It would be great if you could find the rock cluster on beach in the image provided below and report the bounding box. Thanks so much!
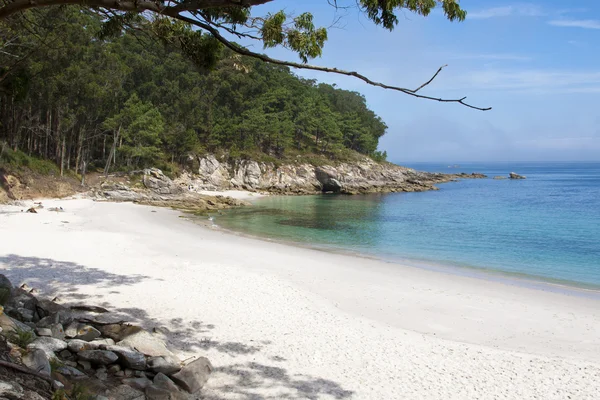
[189,154,487,195]
[0,274,212,400]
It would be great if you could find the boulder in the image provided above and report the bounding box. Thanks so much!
[67,338,99,353]
[77,350,119,365]
[0,380,25,399]
[143,168,182,195]
[509,172,526,179]
[35,328,52,337]
[147,355,181,375]
[106,384,145,400]
[0,312,34,334]
[49,323,65,340]
[106,345,147,370]
[27,337,67,359]
[56,365,85,377]
[117,330,175,358]
[0,274,12,306]
[170,357,212,394]
[74,325,101,342]
[315,168,343,193]
[146,373,189,400]
[493,176,507,180]
[123,377,153,391]
[23,349,51,376]
[99,323,144,342]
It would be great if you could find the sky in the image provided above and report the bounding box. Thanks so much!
[243,0,600,162]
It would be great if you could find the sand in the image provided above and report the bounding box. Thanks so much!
[0,198,599,399]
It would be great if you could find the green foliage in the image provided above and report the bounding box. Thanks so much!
[1,7,391,175]
[8,327,35,348]
[0,149,60,175]
[372,150,388,162]
[49,357,64,372]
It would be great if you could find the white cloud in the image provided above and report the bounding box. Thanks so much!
[548,19,600,29]
[468,4,545,19]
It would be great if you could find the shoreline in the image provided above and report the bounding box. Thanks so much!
[205,195,600,298]
[1,198,599,399]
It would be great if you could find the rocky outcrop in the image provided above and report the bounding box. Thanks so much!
[0,274,212,399]
[191,154,487,195]
[509,172,526,180]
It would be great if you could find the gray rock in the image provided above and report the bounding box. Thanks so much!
[106,384,145,400]
[145,384,189,400]
[15,307,34,322]
[35,299,73,325]
[35,328,52,337]
[115,370,126,377]
[59,349,73,359]
[147,356,181,375]
[509,172,526,179]
[315,168,343,193]
[0,380,24,398]
[27,337,67,359]
[99,323,143,342]
[49,323,65,340]
[108,364,121,374]
[92,338,116,348]
[22,349,51,376]
[77,350,119,365]
[123,377,153,391]
[0,312,34,334]
[106,345,146,370]
[57,365,85,377]
[170,357,213,394]
[68,338,99,353]
[117,330,175,358]
[64,322,78,338]
[154,373,181,392]
[95,369,108,381]
[63,360,78,367]
[493,176,507,180]
[74,325,102,342]
[77,360,92,370]
[0,274,12,306]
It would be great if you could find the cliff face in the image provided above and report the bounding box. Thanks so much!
[188,155,485,194]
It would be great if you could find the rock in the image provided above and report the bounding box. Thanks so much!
[143,168,182,195]
[64,322,79,338]
[99,323,144,342]
[77,360,92,370]
[154,373,181,392]
[170,357,212,394]
[0,380,25,398]
[23,349,51,376]
[13,307,34,322]
[56,365,85,377]
[147,356,181,375]
[509,172,526,179]
[68,338,99,352]
[0,312,34,333]
[59,349,73,359]
[117,330,175,358]
[35,299,73,325]
[95,368,108,381]
[49,323,65,340]
[123,377,153,391]
[35,328,52,337]
[63,360,78,367]
[493,176,507,180]
[106,345,147,370]
[106,384,145,400]
[0,275,12,305]
[115,370,125,377]
[75,325,102,342]
[315,168,343,193]
[77,350,119,365]
[108,364,121,374]
[27,337,67,359]
[91,338,116,348]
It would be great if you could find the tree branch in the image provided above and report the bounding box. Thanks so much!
[172,13,491,111]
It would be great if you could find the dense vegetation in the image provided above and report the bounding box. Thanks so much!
[0,7,389,176]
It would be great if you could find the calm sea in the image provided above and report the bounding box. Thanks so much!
[213,162,600,289]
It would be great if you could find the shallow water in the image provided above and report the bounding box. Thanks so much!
[214,162,600,289]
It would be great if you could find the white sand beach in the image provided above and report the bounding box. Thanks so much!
[0,199,599,399]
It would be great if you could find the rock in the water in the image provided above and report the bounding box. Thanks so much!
[493,176,507,180]
[117,330,175,358]
[74,325,101,342]
[77,349,119,365]
[147,356,181,375]
[27,337,67,359]
[123,377,153,391]
[68,338,99,353]
[170,357,212,394]
[23,349,51,376]
[509,172,526,179]
[0,274,12,306]
[106,345,147,370]
[35,328,52,337]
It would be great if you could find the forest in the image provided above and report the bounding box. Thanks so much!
[0,7,388,176]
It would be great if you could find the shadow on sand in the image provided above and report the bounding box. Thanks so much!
[0,254,353,400]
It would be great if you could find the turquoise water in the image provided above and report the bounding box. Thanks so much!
[214,162,600,289]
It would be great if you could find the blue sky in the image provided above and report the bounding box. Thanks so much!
[246,0,600,162]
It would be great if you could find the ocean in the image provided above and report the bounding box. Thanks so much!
[212,162,600,289]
